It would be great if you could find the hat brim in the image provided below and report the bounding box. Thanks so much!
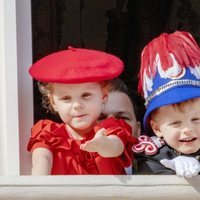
[143,85,200,131]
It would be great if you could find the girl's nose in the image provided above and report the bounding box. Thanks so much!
[73,101,83,110]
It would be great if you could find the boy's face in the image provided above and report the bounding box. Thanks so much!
[150,98,200,154]
[49,82,107,136]
[100,91,141,137]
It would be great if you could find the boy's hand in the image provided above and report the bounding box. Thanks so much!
[160,156,200,178]
[80,128,107,152]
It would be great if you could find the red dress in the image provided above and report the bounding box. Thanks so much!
[27,117,137,175]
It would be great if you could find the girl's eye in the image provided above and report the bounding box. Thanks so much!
[60,96,71,101]
[82,93,92,99]
[192,118,200,122]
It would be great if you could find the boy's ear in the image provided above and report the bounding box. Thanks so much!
[150,120,163,137]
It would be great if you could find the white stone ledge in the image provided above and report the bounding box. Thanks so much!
[0,175,199,200]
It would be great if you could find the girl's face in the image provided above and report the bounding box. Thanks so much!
[101,91,141,137]
[49,82,107,136]
[150,98,200,154]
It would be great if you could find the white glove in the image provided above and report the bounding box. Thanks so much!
[160,156,200,178]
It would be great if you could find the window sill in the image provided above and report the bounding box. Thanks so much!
[0,175,199,199]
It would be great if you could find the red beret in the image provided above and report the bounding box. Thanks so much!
[29,47,124,83]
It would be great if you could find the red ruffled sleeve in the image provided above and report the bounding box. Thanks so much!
[95,117,138,167]
[27,119,67,152]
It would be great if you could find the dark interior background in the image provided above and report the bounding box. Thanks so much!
[31,0,200,125]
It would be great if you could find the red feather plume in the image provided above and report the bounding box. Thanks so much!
[138,31,200,96]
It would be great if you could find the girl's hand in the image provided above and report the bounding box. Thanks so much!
[80,128,124,157]
[80,128,107,152]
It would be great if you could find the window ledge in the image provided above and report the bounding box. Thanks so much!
[0,175,199,199]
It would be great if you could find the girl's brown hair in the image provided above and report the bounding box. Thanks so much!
[37,82,57,114]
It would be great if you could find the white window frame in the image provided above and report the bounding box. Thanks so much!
[0,175,200,199]
[0,0,19,175]
[0,0,33,175]
[0,0,199,199]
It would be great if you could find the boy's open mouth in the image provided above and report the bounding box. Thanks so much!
[179,137,197,142]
